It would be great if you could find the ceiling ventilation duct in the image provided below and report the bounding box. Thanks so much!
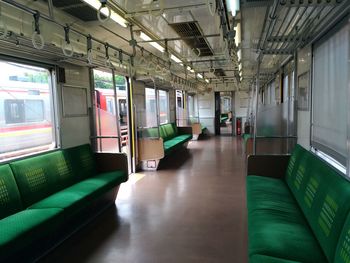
[44,0,105,21]
[169,21,214,57]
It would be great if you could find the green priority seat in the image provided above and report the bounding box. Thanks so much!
[0,208,63,261]
[247,176,327,263]
[29,171,127,216]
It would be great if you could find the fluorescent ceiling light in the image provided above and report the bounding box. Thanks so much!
[234,22,241,47]
[140,32,164,52]
[205,79,209,83]
[238,63,242,72]
[197,73,203,79]
[237,49,242,62]
[187,66,195,73]
[82,0,127,27]
[226,0,240,17]
[170,54,182,64]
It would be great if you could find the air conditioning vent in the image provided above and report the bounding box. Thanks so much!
[169,21,214,57]
[44,0,105,21]
[214,68,226,77]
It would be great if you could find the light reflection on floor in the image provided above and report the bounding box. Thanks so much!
[117,173,146,201]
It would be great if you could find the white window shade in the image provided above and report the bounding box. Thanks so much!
[311,24,349,165]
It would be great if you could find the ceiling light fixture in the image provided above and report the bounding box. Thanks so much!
[237,49,242,62]
[234,22,241,47]
[82,0,127,27]
[139,32,165,52]
[197,73,203,79]
[170,54,182,64]
[187,66,195,73]
[226,0,240,17]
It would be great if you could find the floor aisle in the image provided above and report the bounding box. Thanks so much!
[41,136,248,263]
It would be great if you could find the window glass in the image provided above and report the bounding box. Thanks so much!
[145,87,157,127]
[312,24,349,166]
[188,95,195,118]
[0,61,56,161]
[158,90,169,124]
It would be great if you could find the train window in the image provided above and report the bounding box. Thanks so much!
[115,75,126,91]
[145,87,157,127]
[311,23,349,169]
[24,100,44,122]
[0,60,57,162]
[188,95,195,118]
[158,90,169,124]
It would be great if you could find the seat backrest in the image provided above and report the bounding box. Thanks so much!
[159,125,168,141]
[145,127,159,138]
[10,151,74,207]
[285,145,350,262]
[63,144,97,182]
[0,165,23,219]
[161,123,177,141]
[334,212,350,263]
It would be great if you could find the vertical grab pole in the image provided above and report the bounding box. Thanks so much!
[111,69,122,153]
[253,60,261,155]
[154,79,161,137]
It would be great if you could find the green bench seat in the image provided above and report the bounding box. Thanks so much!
[144,123,192,156]
[220,113,229,123]
[0,208,63,259]
[0,144,128,261]
[247,144,350,263]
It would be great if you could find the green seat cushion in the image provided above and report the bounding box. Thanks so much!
[334,213,350,263]
[247,176,327,263]
[0,208,62,261]
[163,140,182,155]
[30,171,127,214]
[63,144,97,181]
[250,254,304,263]
[172,134,192,142]
[10,151,74,207]
[0,165,23,219]
[247,176,300,216]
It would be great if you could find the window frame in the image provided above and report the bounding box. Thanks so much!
[0,57,60,163]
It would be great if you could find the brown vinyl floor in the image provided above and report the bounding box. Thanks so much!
[40,136,248,263]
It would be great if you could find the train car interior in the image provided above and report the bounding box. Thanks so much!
[0,0,349,262]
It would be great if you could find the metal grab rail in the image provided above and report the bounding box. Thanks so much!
[255,136,297,139]
[91,136,120,139]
